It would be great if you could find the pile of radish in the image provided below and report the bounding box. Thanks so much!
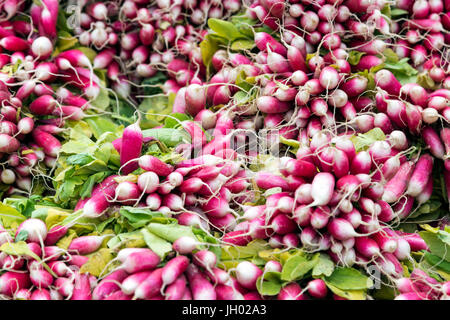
[0,0,448,300]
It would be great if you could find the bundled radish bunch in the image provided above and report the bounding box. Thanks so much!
[0,218,107,300]
[394,268,450,300]
[94,245,245,300]
[69,0,242,101]
[0,2,105,195]
[73,120,251,231]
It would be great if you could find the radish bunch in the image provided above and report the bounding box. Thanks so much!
[69,0,242,102]
[0,218,104,300]
[0,1,118,196]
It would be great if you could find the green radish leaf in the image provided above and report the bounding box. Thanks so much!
[142,128,191,147]
[281,253,319,281]
[372,283,396,300]
[424,252,450,273]
[141,72,167,96]
[231,39,255,51]
[107,230,146,249]
[256,271,283,296]
[66,154,95,166]
[164,113,193,129]
[325,282,367,300]
[141,228,173,259]
[312,254,335,277]
[90,87,110,110]
[3,195,43,219]
[382,48,399,63]
[347,51,366,66]
[56,229,78,250]
[221,239,269,261]
[419,231,450,262]
[15,230,28,242]
[55,31,78,53]
[85,117,121,140]
[208,18,243,41]
[79,172,111,199]
[437,230,450,246]
[119,207,167,229]
[416,72,437,90]
[147,223,196,243]
[350,128,386,152]
[324,267,373,290]
[390,8,409,17]
[380,4,391,18]
[0,202,27,229]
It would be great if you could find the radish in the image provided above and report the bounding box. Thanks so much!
[31,36,53,59]
[165,276,187,300]
[235,261,263,291]
[121,271,153,295]
[278,283,307,300]
[307,279,328,299]
[132,268,163,299]
[309,172,335,207]
[161,255,190,287]
[139,155,173,176]
[193,250,217,270]
[0,271,31,296]
[71,273,92,300]
[406,154,434,197]
[138,171,160,193]
[382,161,415,203]
[185,264,217,300]
[120,121,143,174]
[118,248,160,274]
[92,269,128,300]
[16,218,47,243]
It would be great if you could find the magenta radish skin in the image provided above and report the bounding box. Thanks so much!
[278,283,307,300]
[193,250,217,270]
[161,255,190,287]
[406,154,434,197]
[327,218,358,241]
[68,235,107,255]
[119,249,161,274]
[382,161,415,203]
[121,271,153,295]
[134,268,165,300]
[120,122,143,175]
[307,279,328,299]
[165,276,187,300]
[139,155,173,176]
[29,268,53,289]
[185,264,217,300]
[355,237,381,258]
[0,272,31,295]
[422,126,445,159]
[92,270,128,300]
[172,236,198,255]
[70,273,92,300]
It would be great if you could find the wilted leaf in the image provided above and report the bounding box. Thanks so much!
[80,248,114,277]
